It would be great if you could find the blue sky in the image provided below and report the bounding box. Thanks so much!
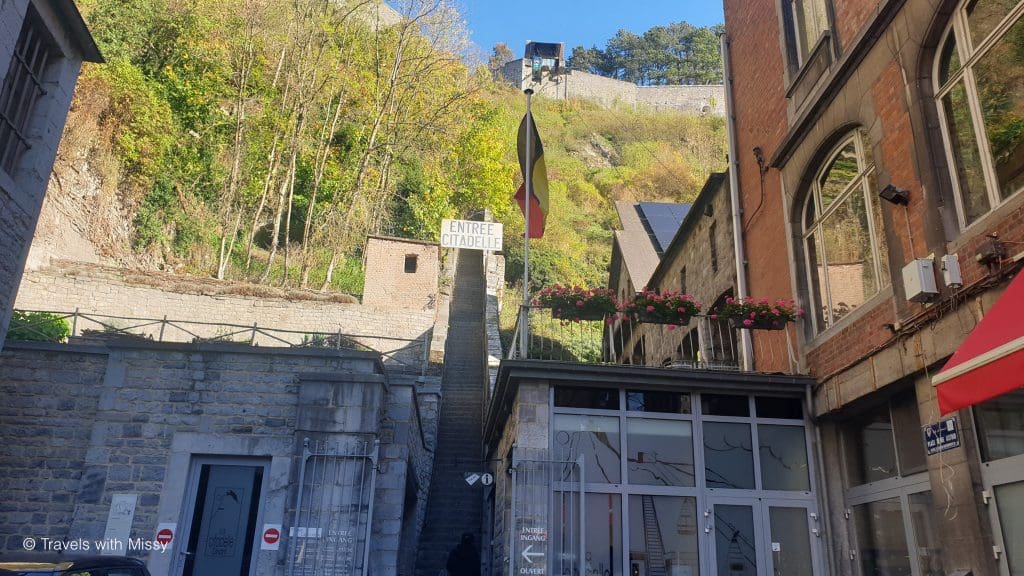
[460,1,725,60]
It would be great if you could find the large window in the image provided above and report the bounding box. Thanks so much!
[0,5,58,175]
[552,388,814,576]
[802,130,891,332]
[782,0,830,70]
[935,0,1024,228]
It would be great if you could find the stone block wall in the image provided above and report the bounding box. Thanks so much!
[13,263,435,371]
[362,236,440,312]
[500,59,725,115]
[0,0,87,351]
[486,379,550,576]
[0,340,435,576]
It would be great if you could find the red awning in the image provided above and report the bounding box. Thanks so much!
[933,272,1024,414]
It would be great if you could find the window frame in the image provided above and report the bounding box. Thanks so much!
[0,4,59,176]
[841,391,940,576]
[933,0,1024,230]
[801,131,890,334]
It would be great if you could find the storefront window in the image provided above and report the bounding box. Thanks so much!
[759,425,811,490]
[908,492,945,576]
[627,495,699,576]
[627,390,691,414]
[554,414,622,483]
[845,390,926,486]
[755,396,804,419]
[853,497,912,576]
[702,393,750,417]
[627,419,695,486]
[556,387,620,410]
[704,422,755,489]
[975,388,1024,461]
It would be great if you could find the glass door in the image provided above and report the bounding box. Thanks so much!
[704,497,822,576]
[705,498,763,576]
[763,501,820,576]
[982,454,1024,576]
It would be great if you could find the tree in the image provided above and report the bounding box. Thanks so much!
[487,42,515,79]
[567,21,723,85]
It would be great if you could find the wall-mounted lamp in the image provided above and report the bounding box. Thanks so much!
[703,204,714,217]
[879,184,910,205]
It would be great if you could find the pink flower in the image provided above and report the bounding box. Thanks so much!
[646,305,655,312]
[576,300,584,308]
[667,324,676,331]
[743,319,754,326]
[605,317,614,325]
[710,314,718,319]
[677,307,686,313]
[797,309,805,316]
[750,312,757,318]
[726,297,734,304]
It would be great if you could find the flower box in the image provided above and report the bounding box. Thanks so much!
[636,311,691,325]
[552,308,607,321]
[730,316,785,330]
[535,285,617,323]
[623,290,701,326]
[712,297,804,330]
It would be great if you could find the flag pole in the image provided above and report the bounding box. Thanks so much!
[520,88,534,358]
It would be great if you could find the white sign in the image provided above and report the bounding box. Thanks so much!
[480,473,494,486]
[440,219,503,251]
[261,524,282,551]
[101,494,137,556]
[464,472,481,486]
[155,523,176,547]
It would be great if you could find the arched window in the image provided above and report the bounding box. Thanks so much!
[935,0,1024,228]
[802,130,891,333]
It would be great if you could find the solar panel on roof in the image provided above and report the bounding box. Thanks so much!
[637,202,691,254]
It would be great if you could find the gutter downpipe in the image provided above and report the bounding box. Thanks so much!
[720,32,754,371]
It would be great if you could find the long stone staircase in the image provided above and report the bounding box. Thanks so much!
[414,248,487,575]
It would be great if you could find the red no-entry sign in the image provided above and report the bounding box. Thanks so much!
[156,528,173,545]
[261,524,282,550]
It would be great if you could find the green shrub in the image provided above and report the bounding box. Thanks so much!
[6,311,71,343]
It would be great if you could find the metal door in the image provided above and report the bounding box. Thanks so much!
[180,462,266,576]
[286,439,379,576]
[509,448,585,576]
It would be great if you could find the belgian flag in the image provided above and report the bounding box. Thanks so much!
[515,111,549,239]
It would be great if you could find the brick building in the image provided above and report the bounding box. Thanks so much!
[0,0,100,351]
[361,236,440,312]
[723,1,1024,576]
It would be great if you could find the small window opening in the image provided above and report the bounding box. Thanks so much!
[404,254,418,273]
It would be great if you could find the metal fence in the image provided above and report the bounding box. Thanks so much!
[506,305,798,373]
[10,308,428,372]
[287,439,379,576]
[509,449,585,576]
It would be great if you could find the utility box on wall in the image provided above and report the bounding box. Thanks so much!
[902,258,939,303]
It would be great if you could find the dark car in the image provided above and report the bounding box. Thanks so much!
[0,556,150,576]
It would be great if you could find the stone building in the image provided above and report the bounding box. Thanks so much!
[609,173,748,370]
[0,235,464,575]
[0,0,100,351]
[0,337,438,576]
[722,1,1024,576]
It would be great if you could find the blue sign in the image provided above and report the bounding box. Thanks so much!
[923,418,960,455]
